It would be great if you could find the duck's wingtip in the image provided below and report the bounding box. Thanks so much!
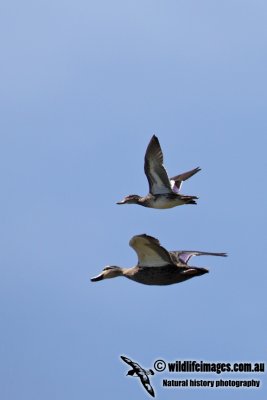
[149,134,160,144]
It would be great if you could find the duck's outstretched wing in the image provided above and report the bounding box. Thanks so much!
[170,167,201,193]
[130,234,174,267]
[144,135,173,195]
[170,250,227,265]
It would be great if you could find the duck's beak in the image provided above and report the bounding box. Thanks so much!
[116,199,125,205]
[91,273,104,282]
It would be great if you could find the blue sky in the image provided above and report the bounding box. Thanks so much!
[0,1,266,399]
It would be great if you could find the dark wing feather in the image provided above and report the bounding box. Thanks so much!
[144,135,172,194]
[121,356,142,370]
[139,372,155,397]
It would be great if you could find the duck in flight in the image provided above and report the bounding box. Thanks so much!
[117,135,200,209]
[91,234,227,286]
[121,356,155,397]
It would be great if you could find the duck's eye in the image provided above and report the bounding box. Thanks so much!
[103,266,114,271]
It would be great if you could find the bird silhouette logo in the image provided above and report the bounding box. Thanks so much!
[121,355,155,397]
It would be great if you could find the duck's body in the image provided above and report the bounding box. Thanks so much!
[91,234,227,286]
[118,265,208,286]
[121,193,197,209]
[117,135,200,209]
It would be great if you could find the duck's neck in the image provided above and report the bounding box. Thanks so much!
[110,267,124,278]
[136,196,150,207]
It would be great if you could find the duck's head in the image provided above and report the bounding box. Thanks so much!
[116,194,141,205]
[91,266,123,282]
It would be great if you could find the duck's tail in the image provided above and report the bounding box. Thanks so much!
[180,194,199,205]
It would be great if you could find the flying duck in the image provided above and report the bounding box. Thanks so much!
[90,234,227,286]
[117,135,200,209]
[121,356,155,397]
